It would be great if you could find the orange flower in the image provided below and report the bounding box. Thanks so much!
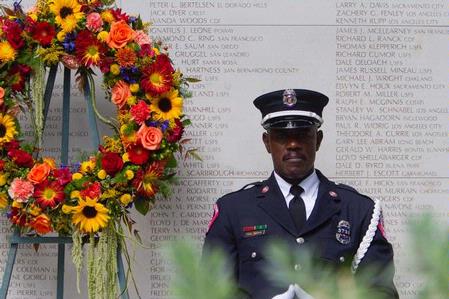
[0,87,5,106]
[27,162,51,184]
[106,20,135,49]
[116,47,137,67]
[111,80,131,108]
[30,214,52,235]
[137,125,163,150]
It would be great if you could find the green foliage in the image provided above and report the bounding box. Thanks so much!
[134,195,150,216]
[166,215,447,298]
[265,241,381,299]
[409,214,448,299]
[166,240,237,299]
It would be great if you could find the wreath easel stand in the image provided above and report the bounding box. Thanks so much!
[0,66,129,299]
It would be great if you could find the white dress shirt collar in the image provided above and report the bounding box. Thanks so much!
[273,170,320,219]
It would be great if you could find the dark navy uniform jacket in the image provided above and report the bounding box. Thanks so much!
[204,170,398,299]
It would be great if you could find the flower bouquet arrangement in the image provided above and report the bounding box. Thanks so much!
[0,0,197,297]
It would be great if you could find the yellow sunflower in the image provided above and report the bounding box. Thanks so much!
[0,114,18,144]
[150,89,183,122]
[67,197,110,233]
[49,0,84,32]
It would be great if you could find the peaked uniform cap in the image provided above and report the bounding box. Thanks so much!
[253,89,329,129]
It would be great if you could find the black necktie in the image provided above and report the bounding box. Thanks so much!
[289,185,306,232]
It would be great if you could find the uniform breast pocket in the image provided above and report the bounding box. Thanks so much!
[238,241,267,290]
[239,234,268,263]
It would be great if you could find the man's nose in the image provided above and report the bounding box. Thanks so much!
[285,136,302,149]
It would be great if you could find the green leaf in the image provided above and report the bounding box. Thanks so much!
[182,119,192,126]
[134,195,150,215]
[185,77,201,83]
[166,155,177,168]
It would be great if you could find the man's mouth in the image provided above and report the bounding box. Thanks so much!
[283,154,306,162]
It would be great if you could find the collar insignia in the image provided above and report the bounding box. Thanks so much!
[329,191,338,198]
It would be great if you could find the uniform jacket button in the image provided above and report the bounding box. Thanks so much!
[296,237,304,244]
[339,256,345,263]
[251,252,257,258]
[294,264,301,271]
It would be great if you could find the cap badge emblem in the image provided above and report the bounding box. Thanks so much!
[283,89,297,107]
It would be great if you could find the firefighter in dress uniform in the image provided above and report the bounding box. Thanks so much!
[203,89,398,299]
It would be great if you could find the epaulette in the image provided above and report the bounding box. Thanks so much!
[219,182,264,198]
[336,183,373,201]
[335,183,358,193]
[239,181,264,191]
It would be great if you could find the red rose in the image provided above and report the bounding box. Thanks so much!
[8,149,34,168]
[0,160,4,171]
[101,152,124,175]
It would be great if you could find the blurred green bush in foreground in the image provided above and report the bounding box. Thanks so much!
[166,214,448,299]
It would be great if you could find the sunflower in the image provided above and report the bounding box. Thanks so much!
[0,114,18,144]
[49,0,84,33]
[150,89,183,122]
[69,197,109,233]
[34,181,65,208]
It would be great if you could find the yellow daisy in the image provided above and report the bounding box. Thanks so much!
[0,114,18,144]
[70,197,110,233]
[49,0,84,32]
[150,89,183,122]
[0,41,16,62]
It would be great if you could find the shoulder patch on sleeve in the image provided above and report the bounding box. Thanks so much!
[207,203,219,233]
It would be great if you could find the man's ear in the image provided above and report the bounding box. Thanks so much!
[316,130,323,151]
[262,132,271,153]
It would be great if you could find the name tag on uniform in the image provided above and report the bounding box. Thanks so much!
[242,224,268,238]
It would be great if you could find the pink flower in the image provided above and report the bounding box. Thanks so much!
[137,125,162,150]
[86,13,103,32]
[134,30,151,47]
[111,80,131,108]
[8,178,34,203]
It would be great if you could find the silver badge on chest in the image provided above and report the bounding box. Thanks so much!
[336,220,351,245]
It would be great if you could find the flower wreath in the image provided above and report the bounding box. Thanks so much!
[0,0,196,295]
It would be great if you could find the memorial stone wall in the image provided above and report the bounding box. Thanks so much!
[0,1,447,298]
